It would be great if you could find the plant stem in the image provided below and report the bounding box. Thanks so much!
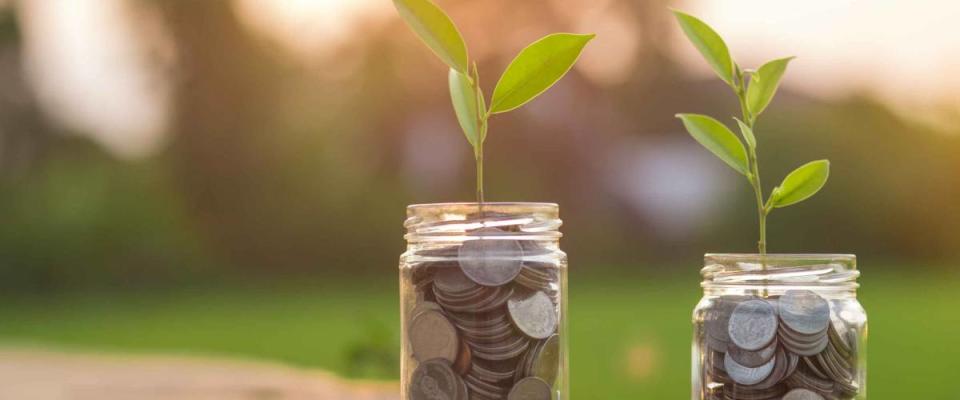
[468,66,487,210]
[734,74,768,257]
[475,146,484,206]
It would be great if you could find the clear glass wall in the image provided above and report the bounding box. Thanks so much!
[400,203,568,400]
[693,254,867,400]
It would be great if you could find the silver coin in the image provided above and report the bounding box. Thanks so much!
[727,337,777,368]
[723,352,775,386]
[464,373,507,398]
[779,290,830,335]
[409,310,459,363]
[705,297,739,343]
[458,231,524,287]
[778,320,829,356]
[434,266,479,294]
[782,388,826,400]
[408,359,464,400]
[508,377,553,400]
[728,300,778,351]
[531,334,561,385]
[508,290,558,339]
[750,346,788,390]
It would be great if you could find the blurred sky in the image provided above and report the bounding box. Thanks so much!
[16,0,960,159]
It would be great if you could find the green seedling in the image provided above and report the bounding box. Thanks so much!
[393,0,594,203]
[672,10,830,255]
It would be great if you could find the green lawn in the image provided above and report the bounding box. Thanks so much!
[0,270,955,399]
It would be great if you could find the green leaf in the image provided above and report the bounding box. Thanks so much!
[746,57,793,117]
[393,0,469,73]
[734,117,756,150]
[449,68,481,148]
[489,33,595,114]
[768,160,830,208]
[676,113,749,176]
[671,10,735,86]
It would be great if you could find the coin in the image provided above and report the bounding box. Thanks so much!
[410,301,443,320]
[785,365,833,394]
[779,290,830,335]
[723,352,775,385]
[748,346,787,390]
[705,296,742,348]
[778,325,828,356]
[782,388,826,400]
[453,340,472,376]
[409,310,459,363]
[434,266,480,294]
[530,334,560,385]
[727,336,777,368]
[508,377,553,400]
[469,334,529,361]
[728,300,778,351]
[408,359,465,400]
[470,359,515,383]
[508,290,558,340]
[458,231,524,287]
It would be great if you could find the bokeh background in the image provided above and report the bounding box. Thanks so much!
[0,0,957,398]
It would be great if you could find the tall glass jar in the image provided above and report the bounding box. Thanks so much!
[400,203,568,400]
[692,254,867,400]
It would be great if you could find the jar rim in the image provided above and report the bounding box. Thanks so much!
[407,202,558,212]
[701,253,859,292]
[705,253,856,261]
[404,202,561,243]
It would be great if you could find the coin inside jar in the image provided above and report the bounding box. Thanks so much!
[508,290,558,340]
[409,310,459,363]
[782,388,826,400]
[408,359,466,400]
[529,334,560,385]
[723,352,775,386]
[507,377,553,400]
[458,229,524,287]
[779,290,830,335]
[728,299,778,351]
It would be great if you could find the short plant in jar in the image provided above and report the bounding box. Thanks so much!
[672,10,867,400]
[392,1,593,399]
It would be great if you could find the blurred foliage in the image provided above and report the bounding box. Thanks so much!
[342,318,400,378]
[0,1,956,293]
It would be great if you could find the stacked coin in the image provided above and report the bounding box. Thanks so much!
[700,290,859,400]
[405,232,561,400]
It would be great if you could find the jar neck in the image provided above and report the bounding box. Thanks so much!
[404,202,562,245]
[701,254,859,298]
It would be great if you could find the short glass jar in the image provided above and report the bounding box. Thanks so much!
[692,254,867,400]
[400,203,567,400]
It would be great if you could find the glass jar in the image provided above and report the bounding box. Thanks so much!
[400,203,567,400]
[692,254,867,400]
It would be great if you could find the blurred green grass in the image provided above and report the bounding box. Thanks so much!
[0,269,956,399]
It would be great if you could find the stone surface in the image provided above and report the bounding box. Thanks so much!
[0,347,399,400]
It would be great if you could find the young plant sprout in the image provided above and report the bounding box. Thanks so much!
[672,10,830,255]
[393,0,594,204]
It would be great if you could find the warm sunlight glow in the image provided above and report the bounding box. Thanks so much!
[234,0,389,59]
[19,0,172,158]
[678,0,960,126]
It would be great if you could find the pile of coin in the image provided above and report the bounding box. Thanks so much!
[700,290,859,400]
[405,234,561,400]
